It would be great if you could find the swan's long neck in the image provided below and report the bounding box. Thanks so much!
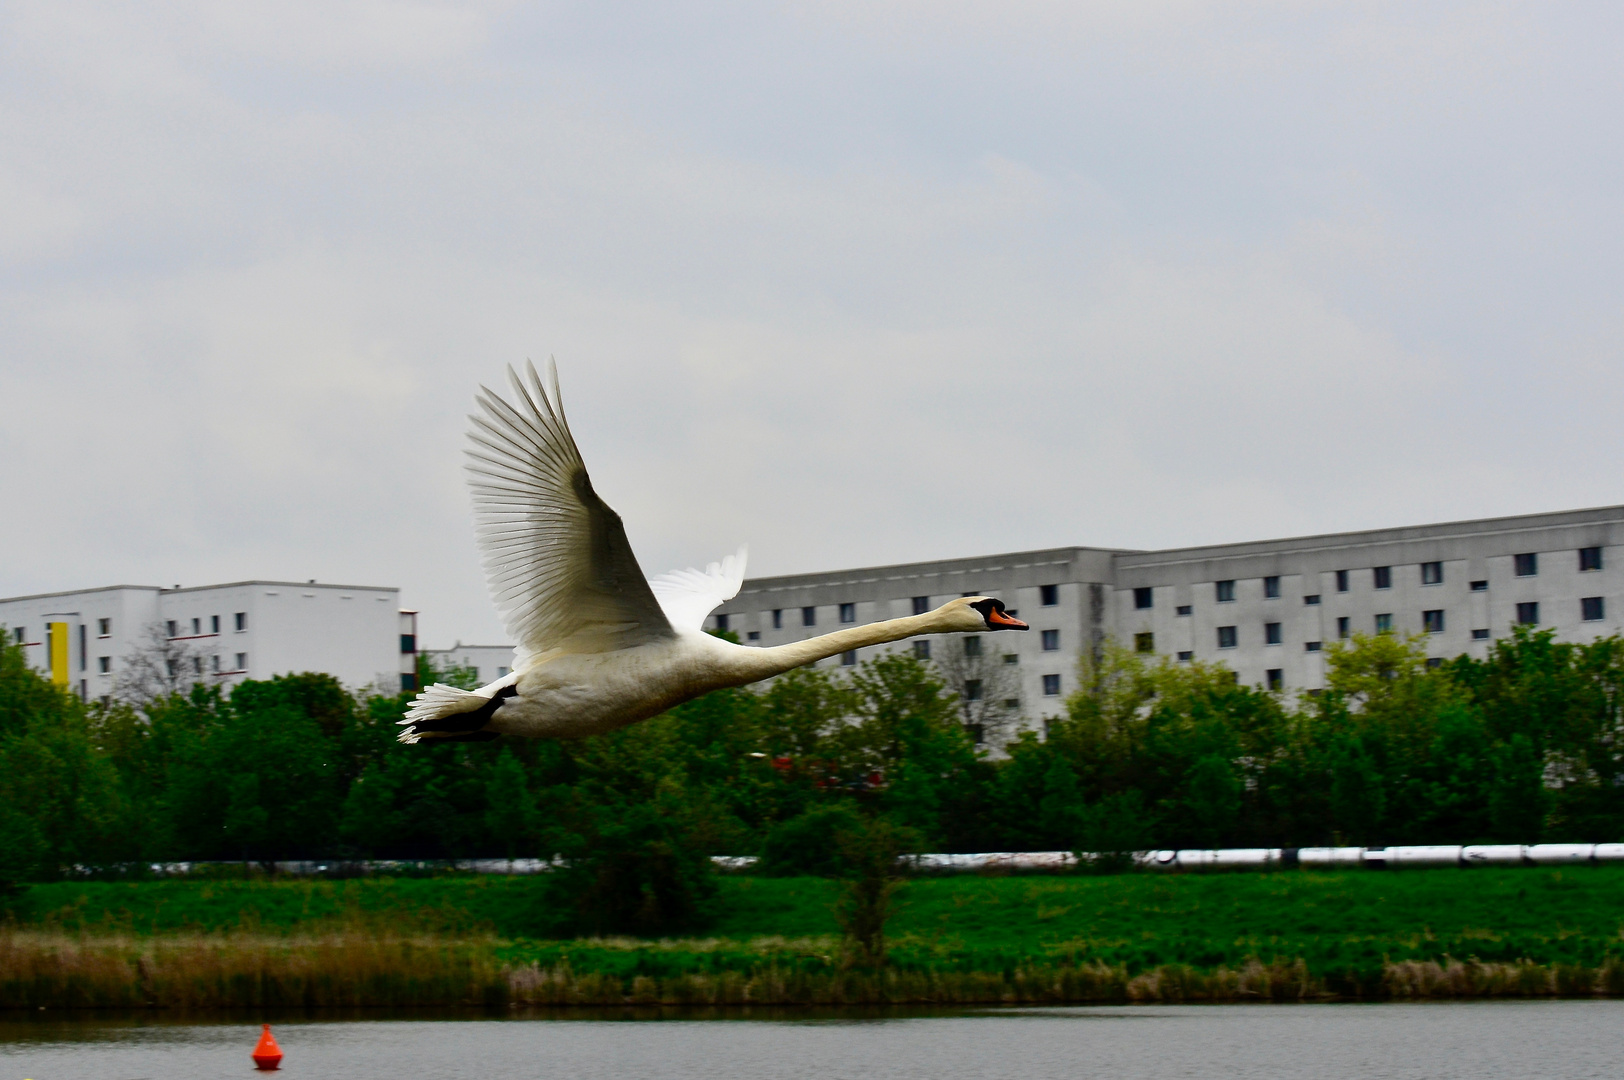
[726,611,962,682]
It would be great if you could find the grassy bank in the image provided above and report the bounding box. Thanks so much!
[6,867,1624,1007]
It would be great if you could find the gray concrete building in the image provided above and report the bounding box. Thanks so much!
[714,505,1624,729]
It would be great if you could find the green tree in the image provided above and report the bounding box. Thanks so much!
[484,747,538,862]
[832,815,918,968]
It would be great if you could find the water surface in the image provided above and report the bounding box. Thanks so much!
[4,1001,1621,1079]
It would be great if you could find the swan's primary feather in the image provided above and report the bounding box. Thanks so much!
[465,360,675,667]
[649,546,748,631]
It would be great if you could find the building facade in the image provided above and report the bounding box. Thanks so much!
[420,642,515,685]
[713,505,1624,727]
[0,580,418,701]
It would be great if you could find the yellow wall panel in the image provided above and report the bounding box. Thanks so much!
[48,621,69,686]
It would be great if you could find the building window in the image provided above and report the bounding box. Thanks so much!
[1336,569,1349,592]
[964,679,983,700]
[1040,584,1059,606]
[1581,596,1605,621]
[1216,580,1235,603]
[1304,595,1320,606]
[1374,566,1392,589]
[1003,653,1018,664]
[1517,602,1539,625]
[1421,561,1443,586]
[913,596,930,615]
[1470,580,1488,592]
[1375,613,1393,634]
[1580,547,1603,572]
[1265,622,1282,645]
[1426,657,1443,670]
[400,673,416,692]
[210,614,220,633]
[1177,651,1193,662]
[1472,628,1490,640]
[1041,629,1060,651]
[772,609,783,629]
[498,666,510,677]
[234,612,247,631]
[802,606,817,627]
[1514,553,1538,577]
[964,636,982,657]
[166,620,178,638]
[1134,632,1154,653]
[1423,609,1445,634]
[715,614,730,632]
[1217,625,1237,649]
[235,652,248,670]
[746,631,761,642]
[212,655,221,672]
[97,617,111,637]
[1305,641,1322,652]
[1264,576,1281,599]
[13,627,24,644]
[839,603,856,624]
[400,634,416,654]
[841,650,857,667]
[913,640,931,660]
[97,656,111,673]
[1176,605,1192,616]
[191,617,201,636]
[1266,669,1283,691]
[1042,674,1061,696]
[1337,616,1350,639]
[1134,587,1153,609]
[1003,698,1020,709]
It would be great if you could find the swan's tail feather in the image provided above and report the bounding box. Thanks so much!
[397,683,502,744]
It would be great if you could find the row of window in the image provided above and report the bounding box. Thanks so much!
[164,613,249,638]
[87,653,252,677]
[155,653,250,675]
[12,612,250,648]
[1130,549,1607,610]
[1136,598,1609,656]
[826,640,1065,697]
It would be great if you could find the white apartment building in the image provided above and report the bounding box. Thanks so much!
[710,504,1624,726]
[0,580,418,701]
[420,642,514,685]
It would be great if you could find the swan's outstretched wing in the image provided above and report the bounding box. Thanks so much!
[649,546,748,632]
[466,361,674,666]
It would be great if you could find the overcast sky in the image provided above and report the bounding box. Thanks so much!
[3,1,1622,647]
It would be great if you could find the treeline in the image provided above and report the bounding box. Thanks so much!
[3,626,1623,889]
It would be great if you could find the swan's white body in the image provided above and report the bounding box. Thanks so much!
[399,362,1025,744]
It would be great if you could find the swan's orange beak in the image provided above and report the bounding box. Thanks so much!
[987,608,1028,630]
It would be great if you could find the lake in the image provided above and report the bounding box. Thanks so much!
[4,1001,1622,1079]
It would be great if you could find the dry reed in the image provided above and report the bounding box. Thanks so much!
[7,928,1624,1009]
[0,928,505,1010]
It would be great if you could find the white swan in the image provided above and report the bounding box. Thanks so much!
[398,361,1028,743]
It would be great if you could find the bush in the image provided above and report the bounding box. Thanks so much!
[757,803,866,877]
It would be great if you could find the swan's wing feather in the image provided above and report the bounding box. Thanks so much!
[649,545,748,632]
[466,360,674,664]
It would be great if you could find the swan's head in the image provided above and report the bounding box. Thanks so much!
[940,596,1029,632]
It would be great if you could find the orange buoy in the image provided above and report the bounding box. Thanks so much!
[252,1024,284,1071]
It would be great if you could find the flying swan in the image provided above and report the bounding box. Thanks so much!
[398,362,1028,743]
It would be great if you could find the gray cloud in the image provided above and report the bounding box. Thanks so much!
[3,1,1621,646]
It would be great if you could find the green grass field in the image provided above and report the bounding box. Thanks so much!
[7,868,1624,1007]
[14,865,1624,974]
